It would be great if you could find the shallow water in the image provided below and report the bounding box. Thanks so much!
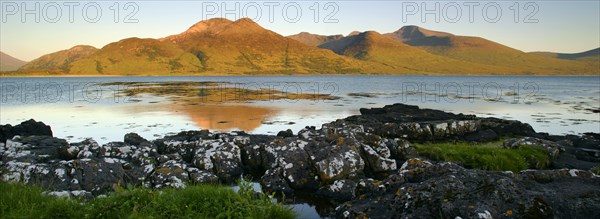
[2,75,599,218]
[1,76,599,144]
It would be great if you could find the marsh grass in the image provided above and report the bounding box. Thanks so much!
[0,180,294,219]
[415,141,551,172]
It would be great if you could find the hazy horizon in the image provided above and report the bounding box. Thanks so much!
[1,0,599,61]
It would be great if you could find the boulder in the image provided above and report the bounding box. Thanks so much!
[316,179,358,201]
[148,160,189,189]
[0,119,53,143]
[276,129,294,138]
[124,133,149,146]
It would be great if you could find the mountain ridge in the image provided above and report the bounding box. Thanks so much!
[0,52,27,72]
[10,18,599,76]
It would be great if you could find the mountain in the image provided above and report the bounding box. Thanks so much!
[287,32,344,47]
[68,38,202,75]
[160,18,374,74]
[384,26,597,74]
[319,31,514,74]
[10,19,598,75]
[0,52,27,72]
[19,45,97,72]
[529,48,600,61]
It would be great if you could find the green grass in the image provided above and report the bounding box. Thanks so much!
[592,165,600,175]
[0,181,295,219]
[415,141,551,172]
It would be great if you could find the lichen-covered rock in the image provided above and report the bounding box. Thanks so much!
[385,138,417,161]
[73,158,127,194]
[263,138,319,189]
[313,147,364,182]
[334,160,600,219]
[360,143,396,172]
[260,167,293,194]
[504,137,561,158]
[148,160,189,189]
[187,167,219,184]
[192,140,242,183]
[316,179,358,201]
[74,139,101,159]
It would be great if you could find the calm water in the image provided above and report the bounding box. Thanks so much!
[1,76,599,144]
[1,75,599,218]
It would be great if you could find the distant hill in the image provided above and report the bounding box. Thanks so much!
[383,26,597,75]
[530,48,600,61]
[319,31,514,74]
[10,19,599,75]
[160,18,375,74]
[287,32,344,47]
[68,38,202,75]
[19,45,97,73]
[0,52,27,72]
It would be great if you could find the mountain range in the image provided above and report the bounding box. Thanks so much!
[3,18,599,75]
[0,52,27,72]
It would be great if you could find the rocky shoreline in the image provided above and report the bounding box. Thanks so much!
[1,103,599,218]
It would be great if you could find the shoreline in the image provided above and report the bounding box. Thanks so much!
[1,103,599,218]
[2,73,600,78]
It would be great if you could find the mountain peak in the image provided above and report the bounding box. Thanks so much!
[68,45,97,52]
[184,18,233,34]
[235,17,257,24]
[347,31,361,36]
[389,25,453,42]
[228,17,261,29]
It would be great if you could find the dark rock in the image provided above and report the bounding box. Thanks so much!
[335,159,600,219]
[124,133,148,146]
[386,138,418,161]
[73,158,127,194]
[575,148,600,162]
[57,144,79,160]
[277,129,294,138]
[480,117,539,138]
[0,119,53,143]
[4,136,68,162]
[464,129,499,142]
[316,179,358,201]
[261,167,294,194]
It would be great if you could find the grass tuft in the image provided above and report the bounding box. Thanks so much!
[0,181,295,219]
[415,141,551,172]
[591,166,600,175]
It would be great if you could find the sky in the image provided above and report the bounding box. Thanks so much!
[1,0,599,61]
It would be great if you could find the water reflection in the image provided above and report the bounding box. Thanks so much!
[173,104,277,132]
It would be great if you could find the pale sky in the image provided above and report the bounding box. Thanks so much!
[1,0,599,61]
